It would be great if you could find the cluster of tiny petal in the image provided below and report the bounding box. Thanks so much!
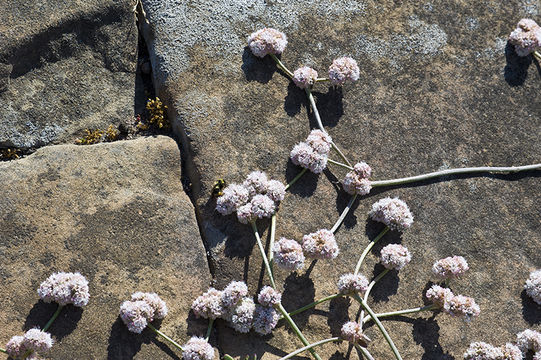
[302,229,339,260]
[525,269,541,305]
[501,343,523,360]
[342,162,372,196]
[215,184,249,215]
[273,237,305,271]
[221,281,249,309]
[293,67,318,89]
[328,57,360,85]
[131,292,168,319]
[265,180,286,202]
[6,330,53,359]
[380,244,411,270]
[37,272,90,307]
[182,336,215,360]
[432,256,469,280]
[252,305,279,335]
[290,130,332,174]
[425,285,454,308]
[337,273,369,295]
[368,197,414,231]
[120,292,167,333]
[516,329,541,353]
[463,342,504,360]
[229,297,256,333]
[191,288,225,320]
[341,321,371,346]
[257,286,282,307]
[247,28,287,58]
[508,19,541,56]
[248,194,276,220]
[243,171,269,197]
[444,294,480,321]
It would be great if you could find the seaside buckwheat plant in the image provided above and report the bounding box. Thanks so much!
[247,28,287,58]
[369,197,414,231]
[6,329,53,359]
[342,162,372,196]
[432,256,469,280]
[302,229,339,260]
[293,66,318,89]
[380,244,411,271]
[182,336,215,360]
[525,269,541,305]
[509,18,541,57]
[120,292,167,333]
[38,272,90,307]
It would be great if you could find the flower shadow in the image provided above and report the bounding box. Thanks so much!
[23,301,82,341]
[504,42,533,86]
[281,272,316,330]
[521,289,541,325]
[241,47,278,84]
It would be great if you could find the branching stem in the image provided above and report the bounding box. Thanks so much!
[285,168,308,191]
[147,324,184,352]
[276,303,323,360]
[359,269,390,327]
[251,222,276,289]
[43,305,64,332]
[354,227,390,275]
[288,293,342,317]
[279,337,340,360]
[327,158,353,170]
[270,54,294,78]
[331,194,357,233]
[205,318,214,341]
[362,304,438,324]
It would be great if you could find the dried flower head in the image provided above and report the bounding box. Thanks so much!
[337,273,369,295]
[290,142,328,174]
[302,229,339,260]
[265,179,286,202]
[341,321,371,346]
[463,342,504,360]
[500,343,523,360]
[369,197,414,231]
[293,66,318,89]
[192,288,225,320]
[516,329,541,353]
[426,284,454,308]
[444,294,480,321]
[182,336,215,360]
[221,281,249,309]
[248,28,288,58]
[509,19,541,56]
[253,305,279,335]
[432,256,469,280]
[525,269,541,305]
[306,130,332,155]
[273,238,305,271]
[6,335,26,358]
[328,57,360,85]
[249,194,276,219]
[22,329,54,354]
[380,244,411,270]
[216,184,249,215]
[38,272,90,307]
[243,171,269,197]
[119,300,153,333]
[229,297,255,333]
[131,292,168,319]
[257,286,282,307]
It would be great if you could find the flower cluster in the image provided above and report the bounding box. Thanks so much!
[328,57,360,85]
[525,269,541,305]
[432,256,469,280]
[290,129,332,174]
[516,329,541,356]
[247,28,287,58]
[341,321,371,346]
[216,171,285,224]
[463,341,522,360]
[119,292,168,333]
[257,286,282,307]
[38,272,90,308]
[337,273,369,295]
[380,244,411,270]
[182,336,215,360]
[426,285,480,321]
[508,19,541,56]
[293,66,318,89]
[273,237,305,270]
[302,229,339,260]
[342,162,372,196]
[6,329,53,359]
[369,197,414,232]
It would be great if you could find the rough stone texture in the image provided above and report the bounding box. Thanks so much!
[0,136,211,359]
[0,0,138,149]
[140,1,541,359]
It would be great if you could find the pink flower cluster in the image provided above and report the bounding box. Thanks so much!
[426,285,480,321]
[516,329,541,357]
[290,130,332,174]
[463,341,521,360]
[302,229,339,260]
[215,171,285,224]
[182,336,215,360]
[293,66,318,89]
[6,329,53,359]
[509,19,541,56]
[432,256,469,280]
[119,292,168,333]
[369,197,414,232]
[38,272,90,307]
[525,269,541,305]
[341,321,371,346]
[328,57,360,85]
[247,28,287,58]
[273,237,305,270]
[337,273,369,295]
[380,244,411,270]
[342,162,372,196]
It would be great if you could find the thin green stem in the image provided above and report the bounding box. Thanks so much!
[279,337,340,360]
[354,344,375,360]
[43,304,64,332]
[251,222,276,289]
[268,214,277,275]
[534,50,541,61]
[223,355,235,360]
[370,164,541,188]
[315,78,329,82]
[147,323,184,352]
[330,194,357,234]
[270,54,294,79]
[354,227,390,275]
[327,158,353,171]
[288,293,342,317]
[0,347,6,354]
[352,294,402,360]
[362,304,438,323]
[358,269,390,325]
[277,303,323,360]
[285,168,308,191]
[331,142,352,167]
[205,318,214,341]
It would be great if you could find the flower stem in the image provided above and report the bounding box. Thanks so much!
[315,78,329,83]
[279,337,340,360]
[534,50,541,61]
[43,304,64,332]
[359,269,390,326]
[370,164,541,188]
[354,227,390,275]
[331,142,352,167]
[270,54,294,79]
[205,318,214,341]
[268,214,277,275]
[362,304,438,324]
[147,323,184,352]
[285,168,308,191]
[251,222,277,289]
[288,293,342,317]
[0,347,6,354]
[277,303,323,360]
[223,355,235,360]
[327,158,353,170]
[354,344,375,360]
[330,194,357,234]
[352,294,402,360]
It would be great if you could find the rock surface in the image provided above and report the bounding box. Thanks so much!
[0,136,211,359]
[0,0,138,149]
[142,0,541,359]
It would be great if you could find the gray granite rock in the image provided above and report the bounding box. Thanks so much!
[0,136,211,359]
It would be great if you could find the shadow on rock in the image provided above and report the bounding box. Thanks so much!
[412,317,455,360]
[285,161,319,197]
[369,264,400,302]
[24,301,82,340]
[329,350,349,360]
[284,81,307,116]
[107,317,150,359]
[281,272,316,330]
[504,42,533,86]
[328,296,351,337]
[241,47,278,84]
[521,289,541,325]
[312,87,344,128]
[364,220,403,251]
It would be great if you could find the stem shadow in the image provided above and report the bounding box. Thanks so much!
[23,301,82,341]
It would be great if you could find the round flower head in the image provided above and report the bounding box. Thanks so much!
[22,329,53,354]
[247,28,287,58]
[119,300,153,333]
[6,335,26,358]
[342,172,371,196]
[328,57,360,85]
[216,183,249,215]
[341,321,371,346]
[257,286,282,307]
[516,329,541,353]
[265,179,286,202]
[368,197,414,231]
[273,237,305,271]
[192,288,225,320]
[425,284,454,308]
[500,343,522,360]
[432,256,469,280]
[221,281,249,309]
[534,352,541,360]
[337,273,369,295]
[243,171,269,197]
[290,142,328,174]
[380,244,411,270]
[182,336,215,360]
[444,294,480,321]
[353,162,372,178]
[463,342,504,360]
[302,229,339,260]
[38,272,90,307]
[252,305,279,335]
[131,292,168,319]
[229,297,255,333]
[249,194,276,219]
[525,269,541,305]
[236,203,254,224]
[509,19,541,56]
[306,129,332,155]
[293,67,318,89]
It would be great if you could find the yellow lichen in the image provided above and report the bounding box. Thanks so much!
[0,148,19,160]
[104,124,120,142]
[146,97,169,128]
[76,125,120,145]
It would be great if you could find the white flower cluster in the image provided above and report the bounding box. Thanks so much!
[426,285,480,321]
[337,273,369,295]
[525,269,541,305]
[342,162,372,196]
[369,197,414,232]
[380,244,411,270]
[516,329,541,357]
[182,336,215,360]
[38,272,90,307]
[290,130,332,174]
[509,19,541,56]
[302,229,339,260]
[341,321,371,346]
[463,341,521,360]
[6,329,53,359]
[328,57,360,85]
[432,256,469,280]
[247,28,287,58]
[119,292,168,333]
[293,66,318,89]
[273,237,305,271]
